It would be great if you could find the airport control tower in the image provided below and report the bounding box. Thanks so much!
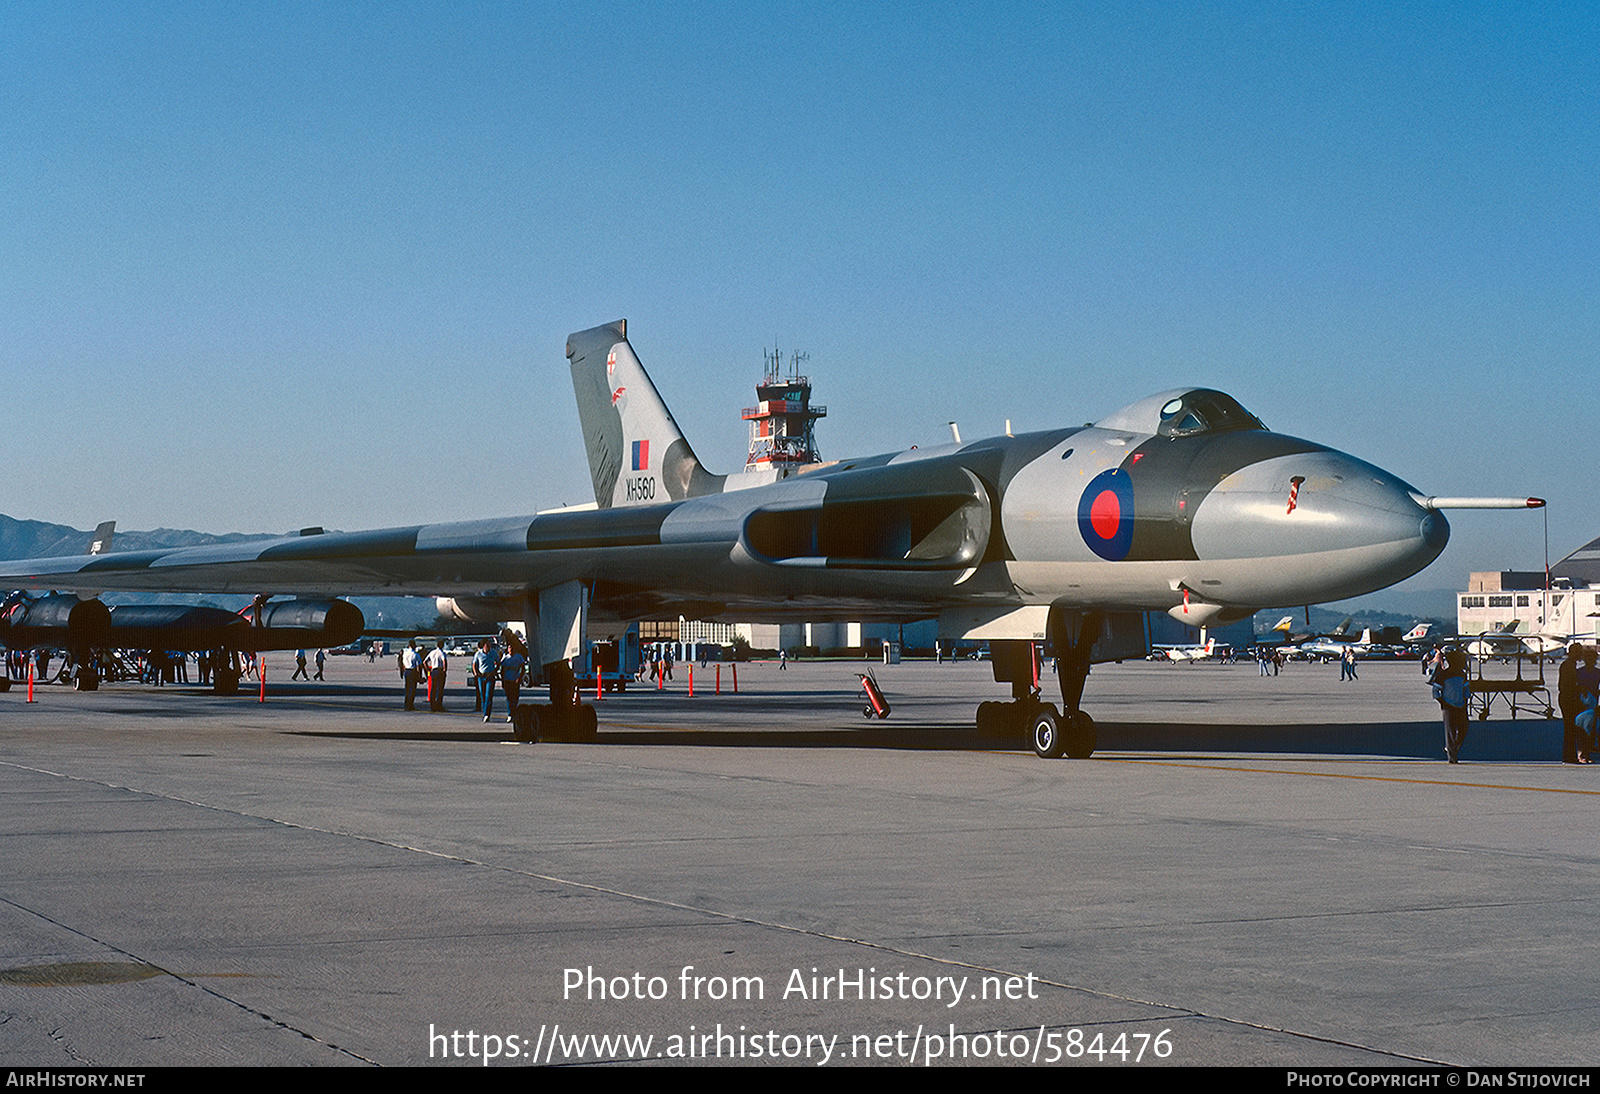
[743,347,826,473]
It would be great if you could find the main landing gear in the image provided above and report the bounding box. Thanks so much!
[512,702,598,743]
[69,647,99,691]
[975,696,1095,758]
[975,608,1102,760]
[512,659,598,743]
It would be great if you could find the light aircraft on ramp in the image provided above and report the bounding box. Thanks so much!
[1297,627,1381,663]
[1152,637,1222,662]
[1463,621,1571,661]
[1264,614,1353,650]
[0,320,1545,758]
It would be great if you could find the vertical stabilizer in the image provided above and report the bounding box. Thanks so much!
[566,321,725,508]
[89,521,115,555]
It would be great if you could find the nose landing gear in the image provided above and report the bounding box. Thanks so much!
[974,607,1103,759]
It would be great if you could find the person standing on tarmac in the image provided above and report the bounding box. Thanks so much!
[426,639,449,712]
[473,638,499,723]
[1430,649,1471,763]
[1559,644,1584,763]
[402,640,422,710]
[1574,646,1599,765]
[499,632,527,724]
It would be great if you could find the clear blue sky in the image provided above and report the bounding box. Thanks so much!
[4,1,1593,595]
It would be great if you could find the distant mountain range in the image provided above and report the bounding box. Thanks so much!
[1320,588,1462,627]
[0,514,274,560]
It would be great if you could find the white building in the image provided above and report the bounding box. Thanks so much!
[1457,534,1600,641]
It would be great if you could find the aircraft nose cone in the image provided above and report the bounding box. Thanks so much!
[1420,510,1449,553]
[1190,443,1448,601]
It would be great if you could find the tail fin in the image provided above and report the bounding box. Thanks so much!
[89,521,115,555]
[566,320,726,508]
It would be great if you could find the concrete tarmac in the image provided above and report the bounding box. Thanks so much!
[1,655,1594,1067]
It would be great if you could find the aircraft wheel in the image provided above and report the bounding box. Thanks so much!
[0,677,10,692]
[1064,710,1096,759]
[1032,707,1067,759]
[538,704,565,741]
[512,703,539,742]
[975,701,999,736]
[1017,696,1050,735]
[574,703,598,742]
[544,704,597,742]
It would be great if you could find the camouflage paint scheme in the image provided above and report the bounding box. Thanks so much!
[1,320,1456,754]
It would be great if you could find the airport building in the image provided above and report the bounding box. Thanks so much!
[733,620,939,656]
[1457,533,1600,641]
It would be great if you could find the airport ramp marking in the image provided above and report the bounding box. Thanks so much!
[1102,757,1600,795]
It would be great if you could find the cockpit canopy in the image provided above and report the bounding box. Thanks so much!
[1093,388,1266,438]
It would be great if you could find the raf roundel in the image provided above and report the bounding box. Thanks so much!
[1077,468,1135,560]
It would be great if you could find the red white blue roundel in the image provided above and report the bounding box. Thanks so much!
[1078,468,1135,560]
